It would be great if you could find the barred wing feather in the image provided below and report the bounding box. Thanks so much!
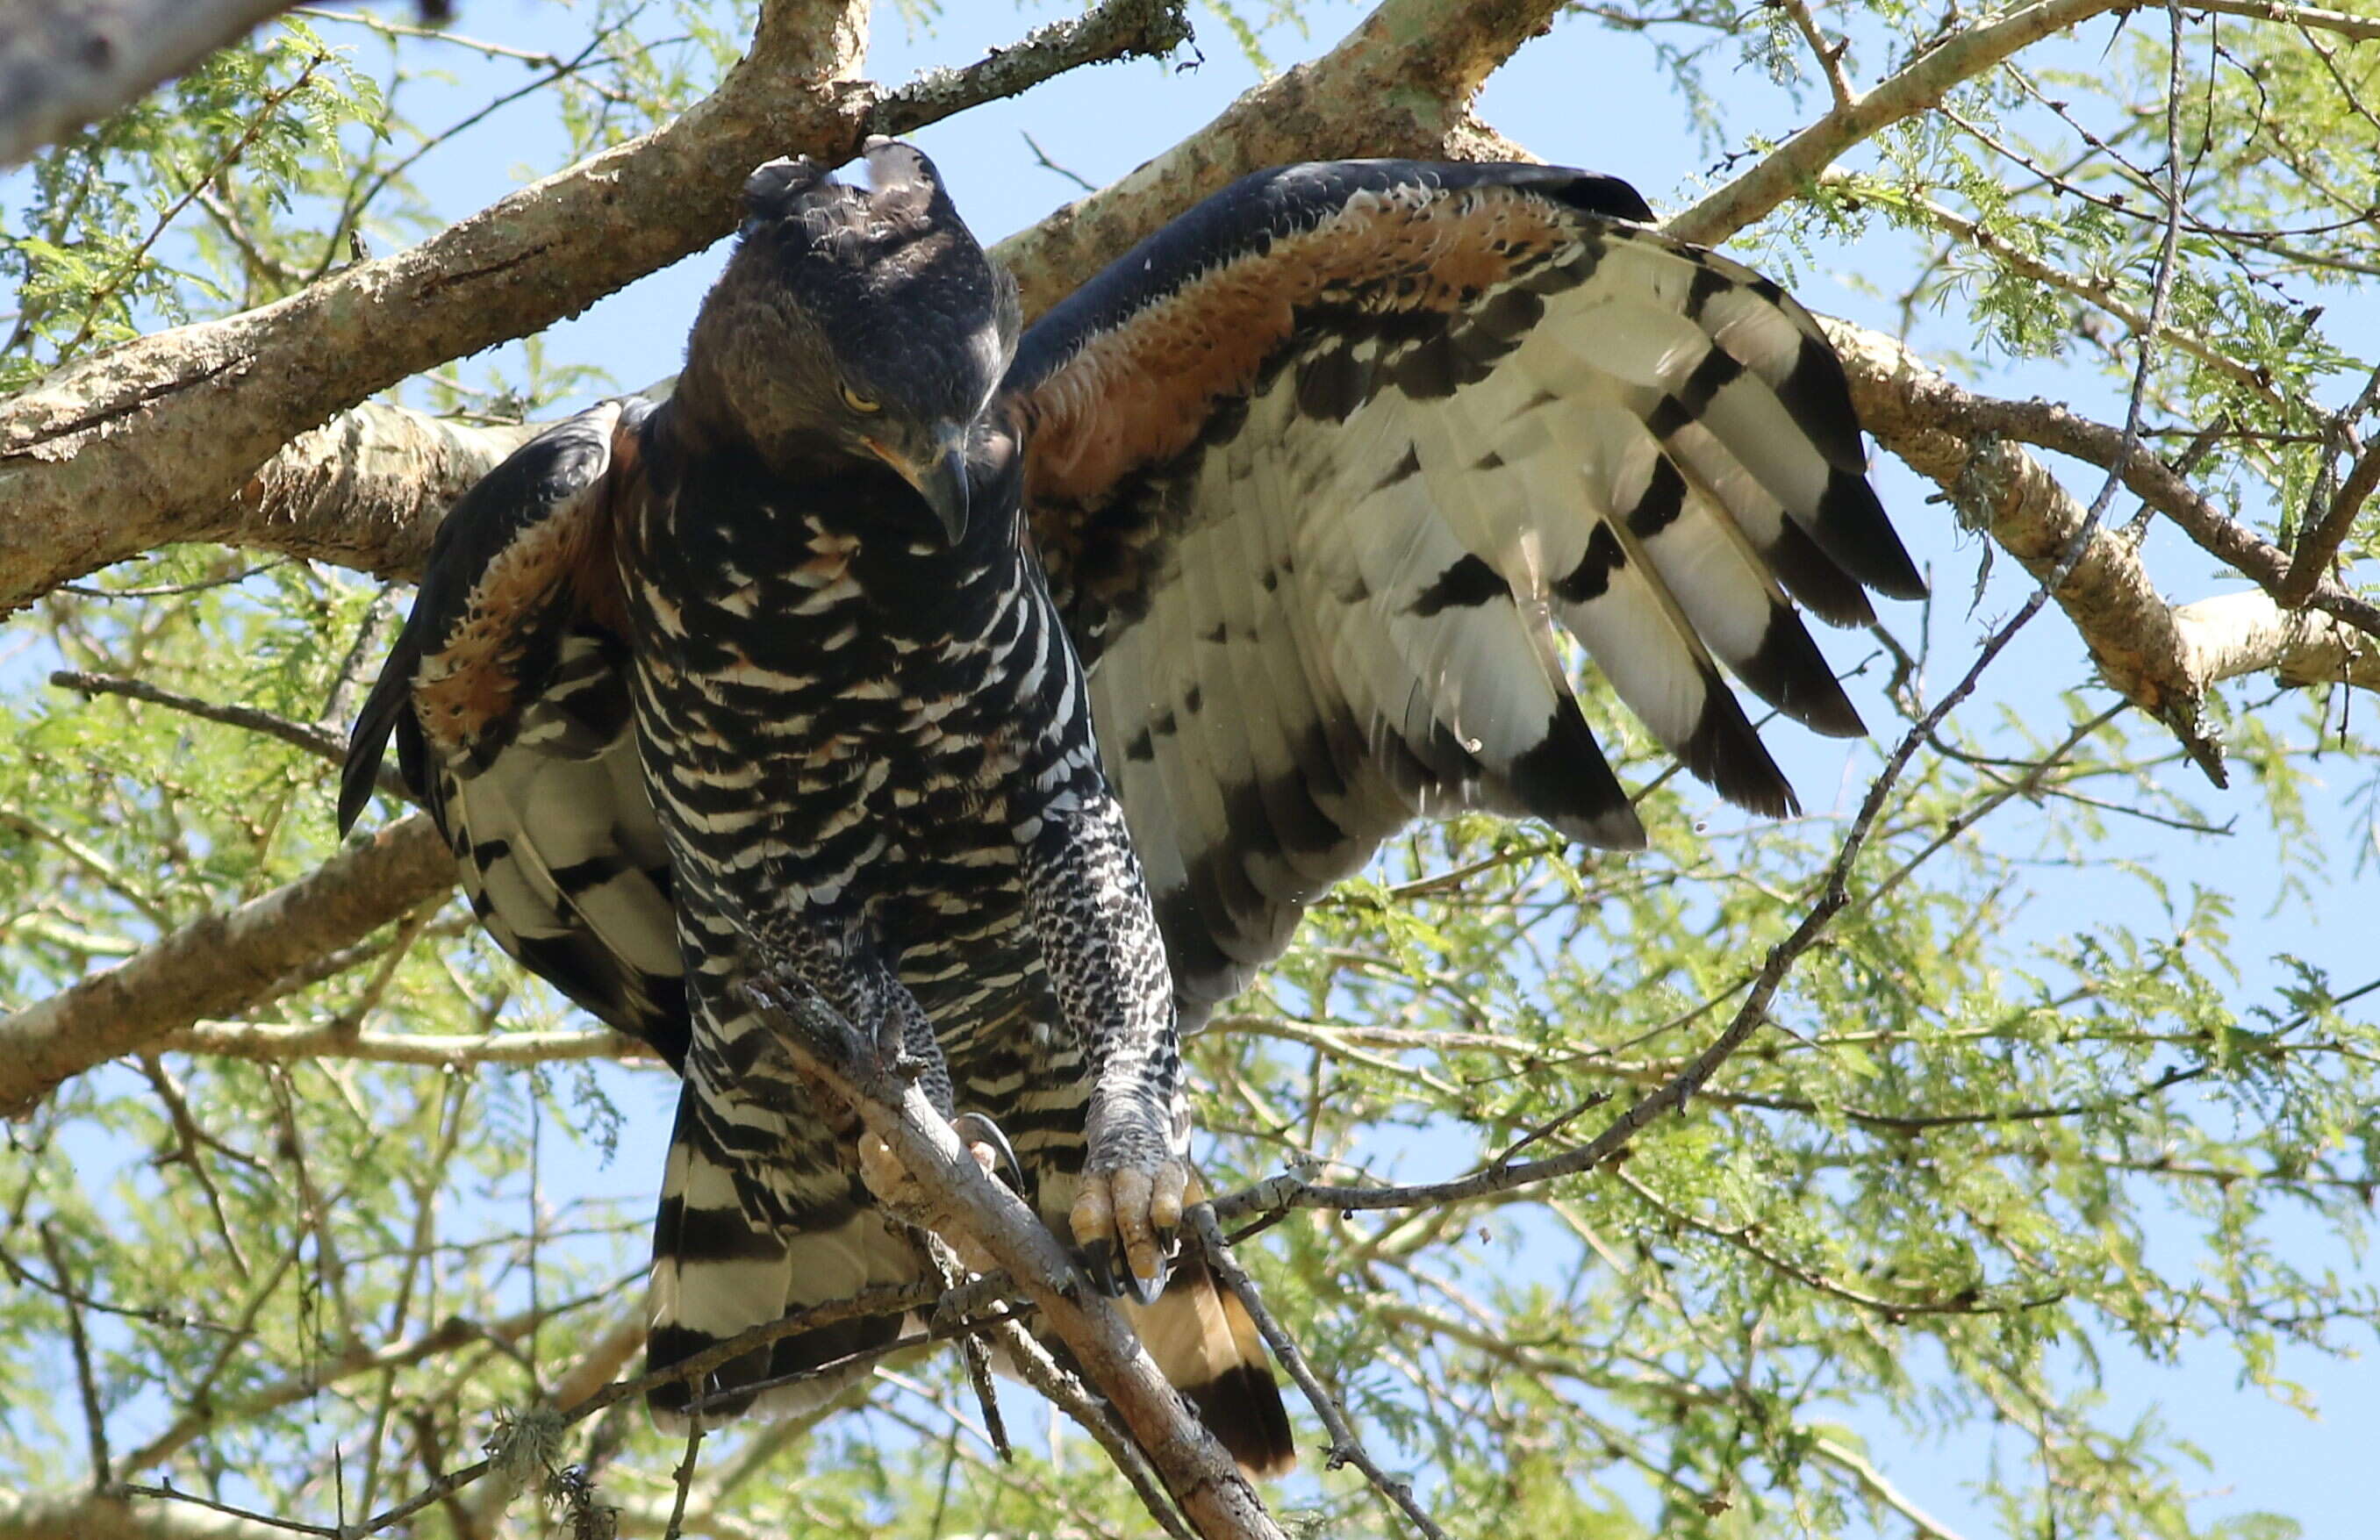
[340,400,689,1069]
[1005,160,1924,1022]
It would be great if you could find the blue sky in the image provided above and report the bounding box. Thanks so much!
[19,0,2380,1531]
[476,4,2373,1531]
[341,1,2380,1532]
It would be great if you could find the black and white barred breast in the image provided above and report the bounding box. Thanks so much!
[621,412,1104,1194]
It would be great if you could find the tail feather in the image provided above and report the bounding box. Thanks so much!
[1124,1248,1297,1478]
[645,1066,1294,1474]
[645,1073,918,1429]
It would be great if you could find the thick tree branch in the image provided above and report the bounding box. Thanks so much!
[223,405,537,583]
[0,0,300,166]
[993,0,1566,319]
[0,0,873,609]
[2169,590,2380,691]
[0,0,1200,606]
[1828,318,2380,776]
[68,0,1579,595]
[0,814,454,1117]
[1823,319,2227,773]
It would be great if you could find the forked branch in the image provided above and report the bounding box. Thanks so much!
[733,971,1284,1540]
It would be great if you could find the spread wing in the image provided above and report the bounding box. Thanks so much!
[341,400,689,1068]
[1004,160,1926,1022]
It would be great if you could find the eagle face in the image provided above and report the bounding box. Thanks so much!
[687,139,1022,542]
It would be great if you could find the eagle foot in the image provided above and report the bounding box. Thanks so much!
[882,1049,935,1085]
[1070,1159,1187,1307]
[857,1125,1007,1274]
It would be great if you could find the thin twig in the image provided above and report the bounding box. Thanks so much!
[57,561,283,598]
[661,1429,701,1540]
[1189,1208,1447,1540]
[2281,363,2380,601]
[868,0,1193,138]
[119,1483,343,1537]
[1021,129,1099,191]
[910,1229,1014,1462]
[979,1310,1200,1540]
[1774,0,1853,108]
[49,669,413,805]
[37,1223,111,1493]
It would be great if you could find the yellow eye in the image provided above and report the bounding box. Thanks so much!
[840,382,881,414]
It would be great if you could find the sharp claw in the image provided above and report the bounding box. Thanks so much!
[1129,1257,1168,1307]
[951,1112,1022,1189]
[1154,1223,1179,1261]
[1080,1237,1119,1297]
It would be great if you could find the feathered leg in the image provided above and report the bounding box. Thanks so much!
[1014,779,1188,1303]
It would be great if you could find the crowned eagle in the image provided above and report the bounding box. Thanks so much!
[342,140,1923,1471]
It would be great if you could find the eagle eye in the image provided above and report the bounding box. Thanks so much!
[839,382,881,415]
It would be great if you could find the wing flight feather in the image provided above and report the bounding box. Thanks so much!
[1006,160,1924,1020]
[341,400,690,1067]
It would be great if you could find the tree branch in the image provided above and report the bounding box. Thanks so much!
[2169,589,2380,691]
[1667,0,2140,247]
[0,1491,298,1540]
[118,1291,613,1475]
[0,0,1201,607]
[2183,0,2380,41]
[0,0,301,166]
[992,0,1567,319]
[49,669,398,789]
[159,1020,656,1067]
[1190,1208,1446,1540]
[25,0,1576,606]
[0,814,455,1116]
[0,0,874,610]
[735,972,1283,1540]
[1825,318,2231,776]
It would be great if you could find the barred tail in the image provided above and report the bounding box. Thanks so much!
[644,1075,916,1429]
[1123,1248,1297,1478]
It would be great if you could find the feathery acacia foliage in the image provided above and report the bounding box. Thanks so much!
[3,2,2377,1536]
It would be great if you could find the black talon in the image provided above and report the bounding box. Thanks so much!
[1080,1237,1120,1297]
[950,1111,1022,1190]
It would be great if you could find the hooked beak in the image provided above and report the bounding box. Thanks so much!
[871,424,972,545]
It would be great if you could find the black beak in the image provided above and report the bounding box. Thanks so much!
[908,426,971,545]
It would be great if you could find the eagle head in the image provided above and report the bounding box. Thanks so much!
[683,139,1022,544]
